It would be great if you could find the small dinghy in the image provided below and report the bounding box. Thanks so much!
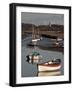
[38,59,61,71]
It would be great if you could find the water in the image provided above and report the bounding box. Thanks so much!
[21,34,64,77]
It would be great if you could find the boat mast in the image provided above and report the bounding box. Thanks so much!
[32,24,36,40]
[37,26,40,39]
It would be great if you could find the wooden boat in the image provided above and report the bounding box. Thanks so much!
[38,59,61,71]
[26,53,61,71]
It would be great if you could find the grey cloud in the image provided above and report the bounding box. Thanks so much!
[21,12,64,25]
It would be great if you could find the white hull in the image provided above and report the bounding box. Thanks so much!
[57,38,63,41]
[38,65,61,72]
[32,39,41,42]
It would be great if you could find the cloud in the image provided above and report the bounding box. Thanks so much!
[21,12,64,25]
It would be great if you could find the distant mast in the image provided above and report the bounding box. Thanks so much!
[32,24,36,40]
[37,26,40,39]
[32,24,41,45]
[49,21,51,27]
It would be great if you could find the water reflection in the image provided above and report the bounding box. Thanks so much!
[38,70,61,76]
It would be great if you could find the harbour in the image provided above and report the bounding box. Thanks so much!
[21,13,64,77]
[21,34,64,77]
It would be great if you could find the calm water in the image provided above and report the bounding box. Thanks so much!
[21,34,64,77]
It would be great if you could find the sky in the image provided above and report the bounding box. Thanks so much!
[21,12,64,25]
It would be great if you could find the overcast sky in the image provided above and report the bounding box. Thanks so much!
[21,12,64,25]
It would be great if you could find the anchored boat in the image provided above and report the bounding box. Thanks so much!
[28,25,42,46]
[26,51,42,63]
[26,52,61,71]
[38,59,61,72]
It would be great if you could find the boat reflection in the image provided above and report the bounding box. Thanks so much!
[38,70,61,76]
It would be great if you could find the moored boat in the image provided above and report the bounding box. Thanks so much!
[38,59,61,71]
[26,51,42,63]
[26,52,61,71]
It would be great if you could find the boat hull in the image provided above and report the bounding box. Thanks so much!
[38,64,61,71]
